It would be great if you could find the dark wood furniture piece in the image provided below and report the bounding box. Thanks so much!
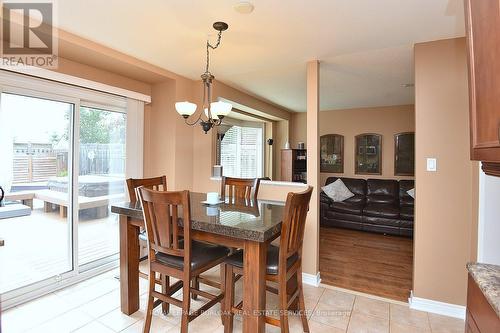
[281,149,307,183]
[394,132,415,176]
[465,0,500,176]
[320,134,344,173]
[111,192,289,333]
[126,176,167,202]
[223,187,313,333]
[192,176,262,298]
[465,266,500,333]
[221,176,260,204]
[355,134,382,175]
[138,188,229,333]
[125,176,168,299]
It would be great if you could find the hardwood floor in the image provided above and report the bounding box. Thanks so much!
[319,227,413,302]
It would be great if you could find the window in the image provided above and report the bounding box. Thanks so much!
[220,125,263,178]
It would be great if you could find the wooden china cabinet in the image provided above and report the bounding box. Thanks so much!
[281,149,307,183]
[465,0,500,176]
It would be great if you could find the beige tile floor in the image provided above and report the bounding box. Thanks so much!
[1,266,465,333]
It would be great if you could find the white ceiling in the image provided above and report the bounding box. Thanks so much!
[57,0,465,112]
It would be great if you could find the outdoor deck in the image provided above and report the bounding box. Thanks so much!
[0,199,120,294]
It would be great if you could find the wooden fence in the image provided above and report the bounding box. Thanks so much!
[12,144,125,184]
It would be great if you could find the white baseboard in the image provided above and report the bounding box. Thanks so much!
[302,272,321,287]
[409,291,466,319]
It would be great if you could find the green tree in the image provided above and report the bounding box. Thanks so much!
[65,108,126,144]
[79,108,110,144]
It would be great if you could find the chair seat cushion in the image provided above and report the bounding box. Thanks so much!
[363,204,400,219]
[400,206,414,221]
[225,245,298,275]
[331,202,363,215]
[155,240,229,271]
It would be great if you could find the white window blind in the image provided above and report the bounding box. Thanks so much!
[220,125,263,178]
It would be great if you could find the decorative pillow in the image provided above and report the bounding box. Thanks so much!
[407,188,415,199]
[321,179,354,202]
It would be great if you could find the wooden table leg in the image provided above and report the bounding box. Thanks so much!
[120,215,140,315]
[242,240,267,333]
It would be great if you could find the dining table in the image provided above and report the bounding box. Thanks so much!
[111,192,293,333]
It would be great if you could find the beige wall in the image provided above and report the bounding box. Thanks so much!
[414,37,479,306]
[191,81,292,193]
[290,105,415,185]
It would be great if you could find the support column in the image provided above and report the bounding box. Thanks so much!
[303,60,320,283]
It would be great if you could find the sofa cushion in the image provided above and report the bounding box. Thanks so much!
[399,179,415,207]
[325,177,366,196]
[400,206,414,221]
[362,215,401,227]
[366,179,398,205]
[363,204,400,219]
[322,179,354,202]
[400,219,414,228]
[331,201,364,215]
[326,210,363,222]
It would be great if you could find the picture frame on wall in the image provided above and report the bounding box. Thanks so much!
[355,133,382,175]
[320,134,344,173]
[394,132,415,176]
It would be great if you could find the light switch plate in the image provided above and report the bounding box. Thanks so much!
[426,158,437,172]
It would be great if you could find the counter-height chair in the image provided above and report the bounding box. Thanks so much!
[126,176,168,263]
[126,176,167,202]
[192,176,261,298]
[126,176,168,311]
[138,188,230,333]
[221,176,260,205]
[223,186,313,333]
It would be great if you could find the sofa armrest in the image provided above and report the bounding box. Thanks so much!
[320,191,332,205]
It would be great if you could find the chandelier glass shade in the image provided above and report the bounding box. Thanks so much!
[175,22,232,133]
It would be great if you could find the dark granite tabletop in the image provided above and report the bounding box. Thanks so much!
[111,192,285,242]
[467,262,500,317]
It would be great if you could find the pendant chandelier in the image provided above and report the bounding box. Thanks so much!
[175,22,232,134]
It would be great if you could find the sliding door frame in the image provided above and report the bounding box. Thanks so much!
[0,70,131,309]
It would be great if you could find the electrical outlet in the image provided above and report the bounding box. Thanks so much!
[426,158,437,172]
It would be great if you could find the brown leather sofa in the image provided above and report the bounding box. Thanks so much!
[320,177,414,237]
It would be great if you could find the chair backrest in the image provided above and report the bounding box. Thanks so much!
[138,188,191,270]
[279,186,313,263]
[126,176,167,202]
[221,176,260,204]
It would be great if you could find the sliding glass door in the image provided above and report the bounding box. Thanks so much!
[0,92,74,294]
[0,71,134,308]
[77,106,126,267]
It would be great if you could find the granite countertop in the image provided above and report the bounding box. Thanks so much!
[111,192,285,242]
[467,262,500,317]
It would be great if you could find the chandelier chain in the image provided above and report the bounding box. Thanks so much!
[205,30,223,74]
